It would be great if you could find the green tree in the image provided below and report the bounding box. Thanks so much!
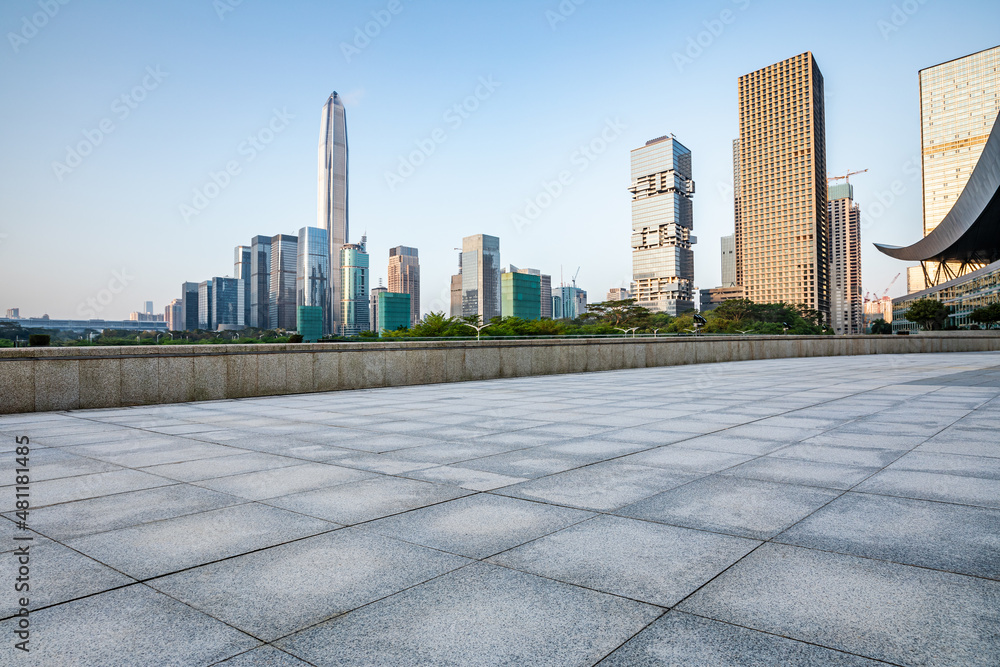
[905,298,949,330]
[869,319,892,335]
[969,303,1000,329]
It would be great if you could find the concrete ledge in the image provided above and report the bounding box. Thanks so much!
[2,334,1000,414]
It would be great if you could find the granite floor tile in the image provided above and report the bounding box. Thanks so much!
[617,475,840,540]
[361,493,593,559]
[497,462,699,511]
[215,646,312,666]
[0,469,175,510]
[149,529,470,641]
[276,562,661,667]
[885,451,1000,479]
[777,492,1000,579]
[65,503,335,579]
[855,469,1000,509]
[193,463,375,501]
[403,465,529,491]
[676,433,791,456]
[0,584,259,666]
[619,446,755,474]
[0,537,134,618]
[679,542,1000,667]
[490,515,759,607]
[721,457,880,490]
[15,484,244,541]
[139,452,304,482]
[600,611,884,666]
[266,476,470,525]
[769,443,905,468]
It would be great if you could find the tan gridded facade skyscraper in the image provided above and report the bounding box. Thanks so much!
[737,52,829,321]
[388,246,420,327]
[828,183,862,334]
[918,45,1000,287]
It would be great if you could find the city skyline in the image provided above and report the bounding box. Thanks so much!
[1,2,998,320]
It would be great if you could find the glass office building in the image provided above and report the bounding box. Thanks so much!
[629,135,696,315]
[235,245,252,329]
[181,282,199,331]
[918,45,1000,286]
[341,238,370,336]
[269,234,298,331]
[318,92,349,334]
[388,246,420,327]
[296,226,330,336]
[212,277,244,329]
[370,286,387,332]
[250,235,271,329]
[461,234,501,321]
[501,272,541,320]
[197,280,212,330]
[377,292,411,335]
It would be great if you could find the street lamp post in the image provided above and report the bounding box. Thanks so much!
[462,322,491,341]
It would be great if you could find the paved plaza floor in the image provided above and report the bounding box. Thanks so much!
[2,352,999,666]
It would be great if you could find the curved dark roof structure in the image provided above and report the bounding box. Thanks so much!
[875,111,1000,263]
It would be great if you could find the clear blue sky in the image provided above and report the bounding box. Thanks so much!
[1,0,998,320]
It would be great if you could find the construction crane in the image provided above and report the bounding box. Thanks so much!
[882,273,901,298]
[828,168,868,183]
[571,267,580,288]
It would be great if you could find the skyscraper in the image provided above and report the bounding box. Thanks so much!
[388,246,420,327]
[461,234,501,321]
[235,245,251,329]
[377,292,411,336]
[828,183,862,334]
[629,135,696,315]
[737,52,829,321]
[341,237,370,335]
[249,235,271,329]
[732,139,743,287]
[197,280,212,330]
[165,299,182,331]
[318,92,349,334]
[269,234,298,331]
[212,277,245,329]
[501,271,541,320]
[721,234,736,287]
[505,266,552,318]
[917,45,1000,286]
[296,226,330,338]
[180,282,199,331]
[370,285,387,332]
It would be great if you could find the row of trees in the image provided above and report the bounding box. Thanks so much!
[380,298,833,338]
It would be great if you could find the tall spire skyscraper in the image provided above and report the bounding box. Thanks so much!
[318,91,349,334]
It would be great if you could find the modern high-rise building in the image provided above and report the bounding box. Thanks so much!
[501,271,541,320]
[370,285,387,332]
[629,135,696,315]
[269,234,298,331]
[212,277,245,330]
[165,299,183,331]
[197,280,213,330]
[388,246,420,327]
[318,91,349,334]
[503,265,552,318]
[181,282,199,331]
[377,292,411,336]
[556,285,587,319]
[249,235,272,329]
[732,139,743,286]
[341,237,370,336]
[606,288,631,302]
[917,45,1000,286]
[460,234,501,322]
[296,227,330,337]
[828,183,862,334]
[551,290,562,319]
[737,51,829,321]
[5,308,19,319]
[721,234,736,287]
[143,301,154,315]
[235,245,252,329]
